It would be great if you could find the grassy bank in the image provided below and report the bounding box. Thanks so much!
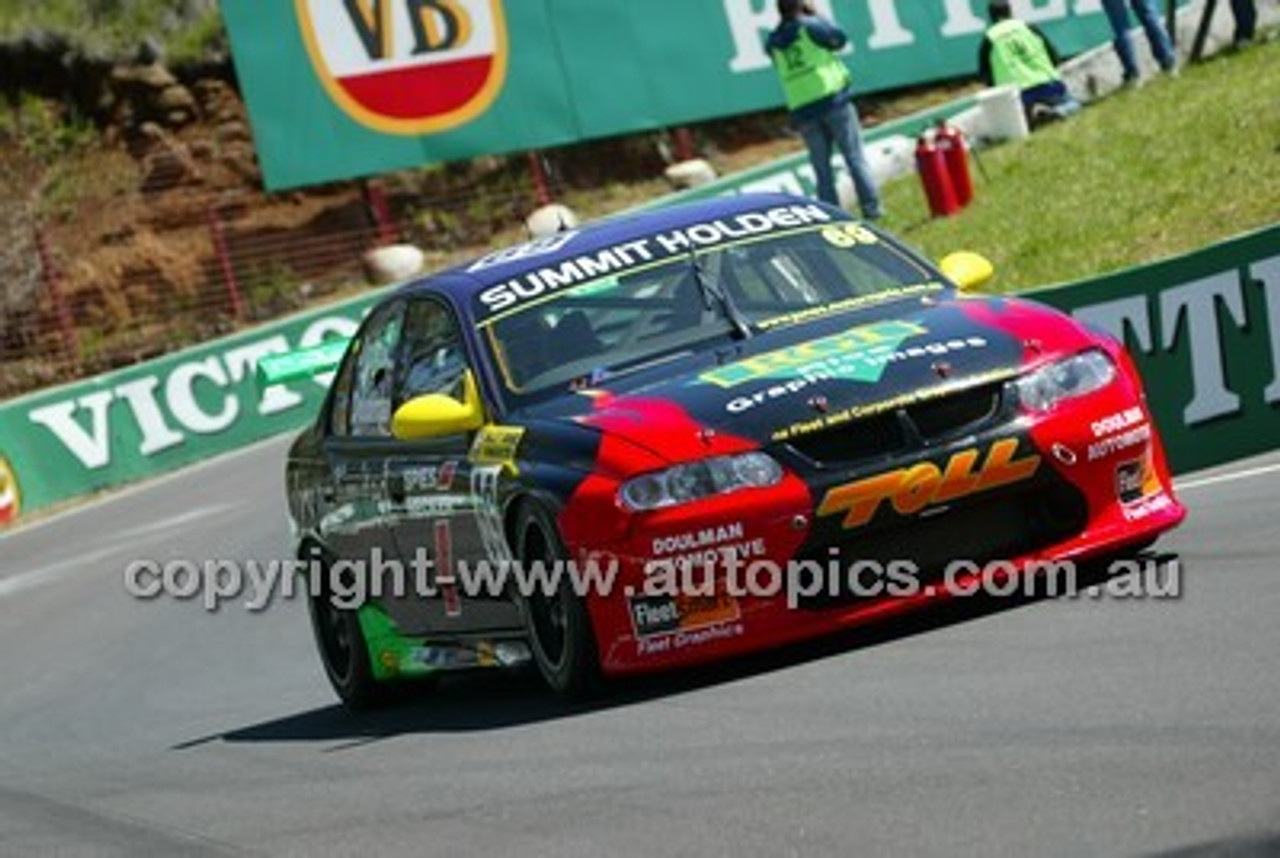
[880,36,1279,292]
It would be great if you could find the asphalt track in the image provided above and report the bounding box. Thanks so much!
[1,438,1278,858]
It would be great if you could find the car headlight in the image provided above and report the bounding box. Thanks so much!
[1011,349,1117,412]
[619,452,784,512]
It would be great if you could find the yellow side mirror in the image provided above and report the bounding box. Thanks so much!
[391,370,484,440]
[939,251,995,292]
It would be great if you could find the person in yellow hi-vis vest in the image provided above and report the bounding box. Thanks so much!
[978,0,1081,128]
[766,0,883,220]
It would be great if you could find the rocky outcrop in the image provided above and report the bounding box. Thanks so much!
[0,29,232,136]
[111,62,199,128]
[0,31,115,119]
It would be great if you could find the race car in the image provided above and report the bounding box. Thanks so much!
[272,192,1185,709]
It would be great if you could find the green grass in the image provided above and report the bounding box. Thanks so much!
[0,0,221,62]
[877,37,1280,293]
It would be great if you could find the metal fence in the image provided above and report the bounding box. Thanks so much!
[5,192,379,398]
[0,171,555,400]
[0,105,769,401]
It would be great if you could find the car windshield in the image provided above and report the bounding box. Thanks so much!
[478,223,942,404]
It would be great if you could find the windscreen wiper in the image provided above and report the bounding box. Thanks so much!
[690,248,752,341]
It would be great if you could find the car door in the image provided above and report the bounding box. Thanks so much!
[316,300,405,589]
[383,297,523,637]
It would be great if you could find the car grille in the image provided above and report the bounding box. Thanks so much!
[783,380,1007,468]
[906,381,1003,440]
[787,410,907,464]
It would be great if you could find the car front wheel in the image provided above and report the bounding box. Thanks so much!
[514,502,600,699]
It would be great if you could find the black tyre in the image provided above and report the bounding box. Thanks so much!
[514,502,600,699]
[306,558,396,712]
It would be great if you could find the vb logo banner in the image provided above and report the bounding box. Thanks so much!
[0,456,20,526]
[296,0,507,134]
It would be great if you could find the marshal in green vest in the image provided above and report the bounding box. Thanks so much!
[986,18,1060,90]
[770,26,852,111]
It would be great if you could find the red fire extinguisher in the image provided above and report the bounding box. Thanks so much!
[915,130,960,218]
[934,119,974,208]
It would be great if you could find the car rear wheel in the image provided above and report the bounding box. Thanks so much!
[306,556,405,711]
[514,503,600,699]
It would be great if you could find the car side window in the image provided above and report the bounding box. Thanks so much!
[328,343,357,436]
[340,302,405,438]
[396,299,468,407]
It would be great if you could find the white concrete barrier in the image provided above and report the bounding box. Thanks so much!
[975,85,1030,143]
[665,158,719,189]
[362,244,426,284]
[525,203,580,239]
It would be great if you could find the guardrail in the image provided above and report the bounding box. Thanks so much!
[1038,224,1280,475]
[0,295,379,526]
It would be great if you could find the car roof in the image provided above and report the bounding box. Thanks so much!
[391,192,849,314]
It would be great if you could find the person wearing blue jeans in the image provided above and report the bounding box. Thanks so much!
[765,0,883,220]
[1100,0,1178,82]
[794,100,881,220]
[1229,0,1257,47]
[979,2,1082,126]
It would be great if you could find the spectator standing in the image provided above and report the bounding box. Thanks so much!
[978,1,1082,126]
[1228,0,1258,47]
[765,0,883,220]
[1100,0,1178,83]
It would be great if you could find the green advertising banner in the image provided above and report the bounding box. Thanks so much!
[221,0,1133,190]
[0,293,383,525]
[1034,226,1280,475]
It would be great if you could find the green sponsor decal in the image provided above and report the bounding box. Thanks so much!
[356,603,426,681]
[357,603,510,679]
[700,320,926,388]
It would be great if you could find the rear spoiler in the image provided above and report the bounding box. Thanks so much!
[255,338,351,390]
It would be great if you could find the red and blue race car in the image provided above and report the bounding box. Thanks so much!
[274,192,1185,708]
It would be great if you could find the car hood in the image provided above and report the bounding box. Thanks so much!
[529,294,1096,462]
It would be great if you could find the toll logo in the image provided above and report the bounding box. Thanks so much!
[296,0,507,134]
[818,438,1041,529]
[0,457,20,526]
